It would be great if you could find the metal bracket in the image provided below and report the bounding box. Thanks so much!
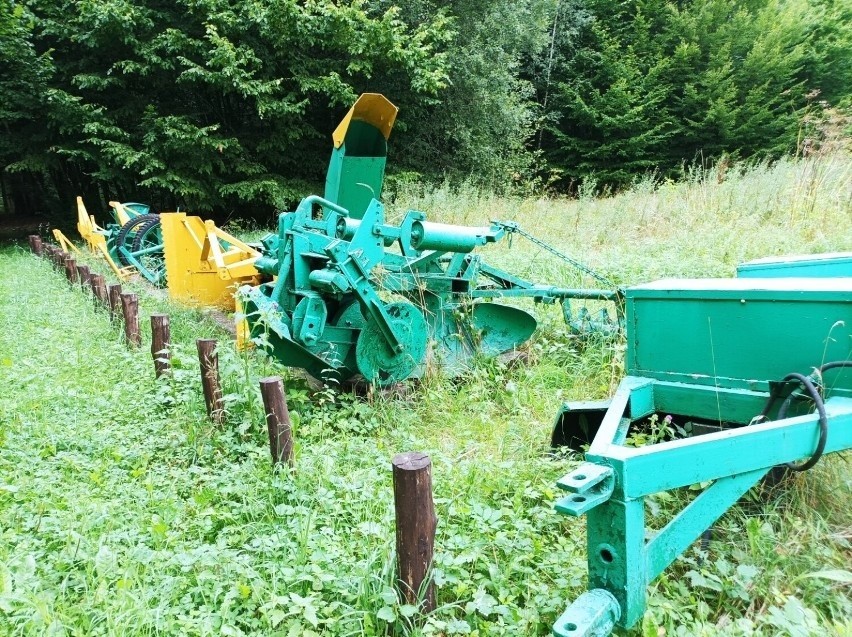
[555,463,614,516]
[553,589,621,637]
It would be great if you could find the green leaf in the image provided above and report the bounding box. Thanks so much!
[399,604,418,618]
[376,606,397,622]
[796,569,852,584]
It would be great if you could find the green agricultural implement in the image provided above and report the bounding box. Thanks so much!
[550,255,852,636]
[240,195,621,385]
[114,208,166,286]
[240,93,621,384]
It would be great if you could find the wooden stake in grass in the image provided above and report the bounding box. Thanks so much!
[196,339,224,424]
[91,274,108,308]
[107,284,122,321]
[29,235,43,256]
[259,376,294,466]
[392,452,437,613]
[54,249,66,270]
[120,292,140,347]
[64,256,78,285]
[77,265,91,291]
[150,314,171,378]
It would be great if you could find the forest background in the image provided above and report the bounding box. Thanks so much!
[0,0,849,220]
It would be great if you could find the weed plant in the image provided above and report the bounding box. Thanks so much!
[0,154,850,636]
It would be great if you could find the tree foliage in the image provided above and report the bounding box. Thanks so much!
[2,0,450,216]
[0,0,848,217]
[534,0,850,189]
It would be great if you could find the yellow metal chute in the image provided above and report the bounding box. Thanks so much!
[332,93,398,150]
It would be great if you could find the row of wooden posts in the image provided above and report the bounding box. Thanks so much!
[28,233,439,614]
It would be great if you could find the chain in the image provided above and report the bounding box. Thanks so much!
[493,220,615,288]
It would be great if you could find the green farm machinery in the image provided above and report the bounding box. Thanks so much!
[550,253,852,636]
[239,94,621,385]
[240,198,621,385]
[74,196,166,285]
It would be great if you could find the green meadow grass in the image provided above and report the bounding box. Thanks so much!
[0,154,850,636]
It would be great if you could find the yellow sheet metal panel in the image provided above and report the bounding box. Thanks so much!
[160,212,260,310]
[332,93,398,149]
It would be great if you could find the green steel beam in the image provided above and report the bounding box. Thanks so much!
[645,468,767,580]
[737,252,852,278]
[597,394,852,498]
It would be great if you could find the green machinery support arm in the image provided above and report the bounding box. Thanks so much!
[550,273,852,636]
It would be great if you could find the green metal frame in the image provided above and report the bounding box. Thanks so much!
[242,195,622,384]
[103,203,151,267]
[737,252,852,278]
[551,276,852,636]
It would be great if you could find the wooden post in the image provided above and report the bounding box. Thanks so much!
[197,339,224,424]
[259,376,295,466]
[64,256,78,284]
[107,284,122,321]
[392,452,437,613]
[28,235,43,255]
[150,314,171,378]
[77,265,91,291]
[120,293,140,347]
[91,274,108,308]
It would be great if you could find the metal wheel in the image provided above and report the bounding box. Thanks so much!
[129,216,166,286]
[355,301,427,385]
[115,214,159,266]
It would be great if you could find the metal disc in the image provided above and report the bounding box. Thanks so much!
[470,302,537,355]
[355,301,428,385]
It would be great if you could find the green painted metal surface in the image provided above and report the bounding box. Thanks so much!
[242,194,620,385]
[626,278,852,396]
[325,120,389,220]
[93,202,166,286]
[551,273,852,637]
[553,589,620,637]
[737,252,852,278]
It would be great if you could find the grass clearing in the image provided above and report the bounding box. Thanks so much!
[1,154,851,636]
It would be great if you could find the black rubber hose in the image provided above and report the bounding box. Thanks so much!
[775,373,828,471]
[776,361,852,423]
[819,361,852,374]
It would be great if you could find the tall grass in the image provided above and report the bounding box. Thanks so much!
[388,154,851,286]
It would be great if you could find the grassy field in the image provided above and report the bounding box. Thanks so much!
[0,154,850,636]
